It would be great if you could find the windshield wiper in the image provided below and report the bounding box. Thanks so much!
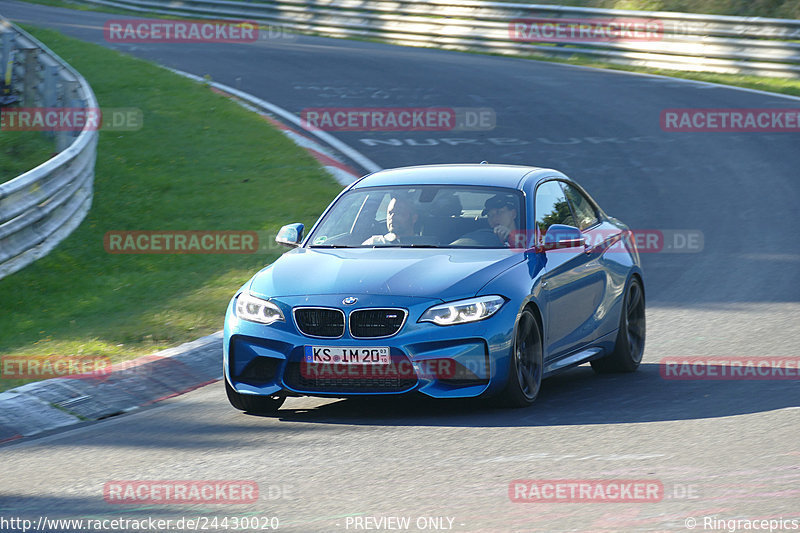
[309,244,356,248]
[369,244,440,248]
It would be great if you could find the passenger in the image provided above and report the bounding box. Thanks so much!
[363,195,419,245]
[483,194,520,246]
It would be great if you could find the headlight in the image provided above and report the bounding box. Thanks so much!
[235,292,285,325]
[419,295,505,326]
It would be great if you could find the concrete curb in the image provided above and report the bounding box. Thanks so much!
[0,79,367,443]
[0,332,222,442]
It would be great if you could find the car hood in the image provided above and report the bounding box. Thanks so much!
[248,247,523,301]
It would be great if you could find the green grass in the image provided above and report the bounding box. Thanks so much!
[0,130,56,183]
[0,26,342,391]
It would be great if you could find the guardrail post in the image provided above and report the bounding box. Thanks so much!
[1,31,14,101]
[21,47,39,105]
[42,63,60,138]
[57,79,82,151]
[1,31,13,73]
[43,63,59,105]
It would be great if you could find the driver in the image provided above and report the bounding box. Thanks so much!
[363,195,419,245]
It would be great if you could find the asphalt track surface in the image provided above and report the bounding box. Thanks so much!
[1,2,799,531]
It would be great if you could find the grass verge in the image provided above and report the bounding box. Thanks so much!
[0,130,56,183]
[0,25,342,392]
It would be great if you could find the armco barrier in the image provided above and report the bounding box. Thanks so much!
[0,17,98,279]
[80,0,799,78]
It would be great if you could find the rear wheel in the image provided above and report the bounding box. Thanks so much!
[591,277,645,373]
[224,378,286,415]
[496,308,543,407]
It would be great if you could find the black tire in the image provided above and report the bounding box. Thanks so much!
[495,308,544,407]
[224,378,286,415]
[591,276,645,374]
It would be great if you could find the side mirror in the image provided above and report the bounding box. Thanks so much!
[276,223,304,248]
[541,224,585,251]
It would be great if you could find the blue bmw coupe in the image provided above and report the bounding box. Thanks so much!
[223,164,645,413]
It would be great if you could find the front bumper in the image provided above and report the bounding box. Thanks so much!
[223,293,517,399]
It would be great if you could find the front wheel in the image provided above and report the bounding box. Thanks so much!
[495,308,543,407]
[225,378,286,415]
[591,276,645,373]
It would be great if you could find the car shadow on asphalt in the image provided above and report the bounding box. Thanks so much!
[267,362,799,427]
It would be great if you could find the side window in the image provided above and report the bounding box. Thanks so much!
[560,183,599,230]
[535,181,574,235]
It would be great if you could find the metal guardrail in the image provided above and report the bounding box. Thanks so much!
[0,18,98,279]
[78,0,800,78]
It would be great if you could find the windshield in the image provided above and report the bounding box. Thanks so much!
[307,185,526,249]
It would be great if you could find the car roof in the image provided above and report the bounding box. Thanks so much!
[351,164,560,190]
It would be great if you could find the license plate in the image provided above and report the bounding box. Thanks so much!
[304,346,390,364]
